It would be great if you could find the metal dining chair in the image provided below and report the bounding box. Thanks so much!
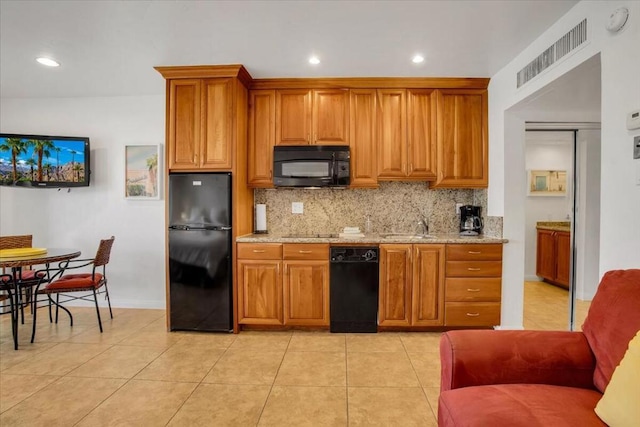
[32,236,115,341]
[0,234,47,323]
[0,273,18,346]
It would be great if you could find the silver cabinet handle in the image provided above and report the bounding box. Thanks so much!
[468,251,481,254]
[466,312,480,317]
[466,288,481,292]
[467,268,481,271]
[252,250,266,253]
[298,250,312,254]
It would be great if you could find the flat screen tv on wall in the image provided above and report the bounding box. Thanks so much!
[0,133,90,187]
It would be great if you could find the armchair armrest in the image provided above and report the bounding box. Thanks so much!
[440,330,596,391]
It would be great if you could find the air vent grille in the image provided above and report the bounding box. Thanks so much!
[517,19,587,88]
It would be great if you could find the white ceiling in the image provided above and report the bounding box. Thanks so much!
[0,0,579,99]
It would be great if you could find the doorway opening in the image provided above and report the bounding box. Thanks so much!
[504,54,602,331]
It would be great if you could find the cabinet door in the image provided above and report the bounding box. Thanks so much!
[313,89,349,145]
[536,229,557,282]
[412,244,445,326]
[379,244,412,326]
[237,260,283,325]
[276,90,312,145]
[283,260,329,326]
[555,231,571,287]
[349,89,378,188]
[433,89,487,188]
[168,79,201,170]
[248,90,276,187]
[377,89,407,179]
[407,89,437,180]
[201,78,233,169]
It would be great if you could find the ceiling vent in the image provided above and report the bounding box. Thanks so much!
[517,18,588,88]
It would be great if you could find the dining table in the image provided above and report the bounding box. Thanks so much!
[0,248,81,350]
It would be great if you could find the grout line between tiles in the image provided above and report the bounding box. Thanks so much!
[255,333,293,426]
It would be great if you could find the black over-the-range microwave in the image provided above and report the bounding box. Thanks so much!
[273,145,350,187]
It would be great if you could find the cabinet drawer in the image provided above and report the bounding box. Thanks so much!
[446,261,502,277]
[446,244,502,261]
[445,302,501,327]
[445,278,501,302]
[283,243,329,260]
[238,243,282,260]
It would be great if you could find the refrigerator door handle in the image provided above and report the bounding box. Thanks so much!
[205,226,232,231]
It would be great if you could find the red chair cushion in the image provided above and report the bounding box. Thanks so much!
[45,273,104,291]
[17,270,46,281]
[438,384,605,427]
[1,270,45,282]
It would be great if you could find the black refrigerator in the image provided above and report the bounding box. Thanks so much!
[168,172,232,332]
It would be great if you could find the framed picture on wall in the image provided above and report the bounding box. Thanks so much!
[527,170,567,196]
[125,145,161,200]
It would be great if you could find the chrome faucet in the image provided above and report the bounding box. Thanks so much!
[416,217,429,236]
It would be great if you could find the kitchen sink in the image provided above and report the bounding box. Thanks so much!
[380,233,435,239]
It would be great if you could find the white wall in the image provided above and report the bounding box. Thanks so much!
[575,129,601,300]
[0,95,166,308]
[524,131,574,280]
[489,0,640,328]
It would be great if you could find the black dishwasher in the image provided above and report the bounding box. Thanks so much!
[329,247,379,333]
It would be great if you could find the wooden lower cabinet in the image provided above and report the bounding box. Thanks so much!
[237,243,329,327]
[412,245,446,326]
[283,260,329,326]
[379,244,445,327]
[237,259,283,325]
[444,244,503,327]
[237,242,501,330]
[379,244,412,326]
[536,228,570,289]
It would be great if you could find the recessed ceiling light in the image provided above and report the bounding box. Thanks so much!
[309,56,320,65]
[412,55,425,64]
[36,57,60,67]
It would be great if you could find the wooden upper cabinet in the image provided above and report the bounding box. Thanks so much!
[379,244,412,326]
[433,89,488,188]
[276,90,312,145]
[412,244,445,326]
[167,78,233,170]
[377,89,407,179]
[248,90,276,187]
[407,89,437,180]
[349,89,378,188]
[275,89,349,146]
[313,89,349,145]
[168,79,201,169]
[201,78,233,169]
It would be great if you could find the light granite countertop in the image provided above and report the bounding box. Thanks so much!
[236,233,507,244]
[536,221,571,232]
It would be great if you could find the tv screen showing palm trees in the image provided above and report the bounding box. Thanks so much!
[0,133,90,187]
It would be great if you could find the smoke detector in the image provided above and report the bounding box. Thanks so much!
[606,7,629,33]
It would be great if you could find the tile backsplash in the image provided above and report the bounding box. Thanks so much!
[255,182,502,236]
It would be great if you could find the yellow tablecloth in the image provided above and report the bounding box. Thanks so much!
[0,247,48,257]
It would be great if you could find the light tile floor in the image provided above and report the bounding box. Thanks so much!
[0,284,588,426]
[524,280,590,331]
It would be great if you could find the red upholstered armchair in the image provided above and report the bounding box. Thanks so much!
[438,269,640,426]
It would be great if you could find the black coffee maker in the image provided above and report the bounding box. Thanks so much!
[459,205,483,236]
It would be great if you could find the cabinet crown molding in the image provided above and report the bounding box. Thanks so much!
[155,64,252,87]
[251,77,489,90]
